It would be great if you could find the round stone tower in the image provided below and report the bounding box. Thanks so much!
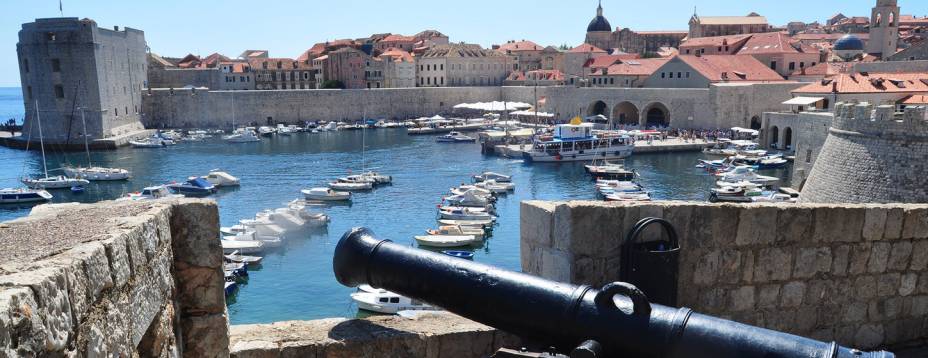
[800,102,928,204]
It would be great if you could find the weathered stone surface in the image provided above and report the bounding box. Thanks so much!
[730,286,755,311]
[900,273,919,296]
[736,206,777,246]
[877,273,901,297]
[540,248,570,284]
[693,250,720,285]
[814,206,864,243]
[0,266,73,351]
[101,235,132,288]
[902,208,928,240]
[182,313,230,358]
[854,276,878,300]
[776,206,812,243]
[854,324,884,348]
[138,303,178,358]
[848,243,871,275]
[868,242,891,273]
[910,241,928,271]
[862,207,888,241]
[888,241,913,271]
[170,200,223,269]
[0,287,47,356]
[781,282,806,308]
[832,245,850,276]
[757,284,780,309]
[519,201,556,248]
[718,250,743,285]
[793,247,832,279]
[754,248,792,282]
[883,208,905,240]
[843,301,868,323]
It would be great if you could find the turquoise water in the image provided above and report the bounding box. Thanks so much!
[0,88,25,125]
[0,90,791,324]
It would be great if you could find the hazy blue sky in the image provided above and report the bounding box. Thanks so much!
[1,0,925,87]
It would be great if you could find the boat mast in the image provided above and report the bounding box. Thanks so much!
[35,100,48,178]
[231,91,236,131]
[80,107,91,167]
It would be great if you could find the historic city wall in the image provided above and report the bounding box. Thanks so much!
[521,200,928,350]
[147,68,218,90]
[0,199,229,356]
[762,111,833,189]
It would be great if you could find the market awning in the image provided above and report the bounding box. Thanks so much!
[782,97,824,106]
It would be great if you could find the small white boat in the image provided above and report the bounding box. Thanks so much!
[415,226,480,247]
[302,187,352,201]
[427,225,485,239]
[22,175,90,190]
[473,172,511,183]
[221,239,265,255]
[474,179,515,193]
[604,192,652,202]
[438,218,495,227]
[276,124,294,135]
[436,131,476,143]
[0,188,53,204]
[351,289,439,314]
[224,230,282,248]
[444,190,493,207]
[358,171,392,184]
[328,181,373,191]
[225,251,263,265]
[224,130,261,143]
[286,200,331,227]
[118,185,184,201]
[130,135,173,148]
[339,175,376,184]
[202,171,241,187]
[451,185,493,197]
[62,166,130,181]
[716,166,780,186]
[438,207,495,221]
[258,126,276,137]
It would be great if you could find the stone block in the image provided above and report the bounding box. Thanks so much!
[848,243,871,275]
[718,250,743,285]
[101,234,132,288]
[565,203,626,258]
[697,288,727,314]
[910,240,928,271]
[754,248,792,282]
[230,341,279,358]
[571,257,605,286]
[902,207,928,240]
[862,207,888,241]
[757,284,780,309]
[693,250,719,285]
[795,306,817,332]
[816,304,842,327]
[877,273,901,297]
[883,208,905,240]
[832,245,850,276]
[0,287,47,356]
[730,286,755,311]
[888,241,913,271]
[170,200,223,269]
[919,273,928,295]
[181,313,230,358]
[853,324,885,349]
[519,201,556,248]
[804,280,832,306]
[173,265,226,316]
[0,266,73,351]
[842,301,868,323]
[814,206,864,243]
[709,205,741,247]
[911,296,928,316]
[793,247,831,279]
[900,273,919,296]
[776,206,813,243]
[854,276,878,300]
[781,282,806,308]
[809,328,835,343]
[867,242,891,273]
[736,206,777,246]
[741,250,755,283]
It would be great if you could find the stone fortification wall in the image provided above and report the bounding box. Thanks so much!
[0,199,228,356]
[801,103,928,203]
[539,86,713,128]
[229,312,520,357]
[521,201,928,350]
[761,111,834,189]
[711,82,807,129]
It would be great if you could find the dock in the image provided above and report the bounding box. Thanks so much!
[494,138,715,158]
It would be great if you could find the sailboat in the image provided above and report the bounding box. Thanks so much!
[21,100,89,190]
[223,91,260,143]
[62,107,131,181]
[347,111,392,185]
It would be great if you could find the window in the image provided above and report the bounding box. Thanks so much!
[805,149,812,163]
[718,46,722,52]
[51,59,61,72]
[669,72,674,78]
[54,85,64,98]
[677,72,682,78]
[114,107,118,117]
[686,72,691,78]
[661,72,666,78]
[125,106,128,116]
[770,61,777,70]
[389,297,400,303]
[788,62,796,71]
[685,49,691,54]
[379,297,388,303]
[46,32,56,41]
[23,59,29,73]
[440,64,444,71]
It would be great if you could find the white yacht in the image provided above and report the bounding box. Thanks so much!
[523,122,634,163]
[22,175,89,190]
[224,130,261,143]
[351,286,440,314]
[63,166,130,181]
[258,126,276,137]
[472,172,512,183]
[716,166,780,186]
[329,181,373,191]
[118,185,184,201]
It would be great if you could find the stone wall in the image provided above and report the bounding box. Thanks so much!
[761,111,833,189]
[229,312,520,357]
[521,200,928,350]
[0,199,228,356]
[148,67,219,90]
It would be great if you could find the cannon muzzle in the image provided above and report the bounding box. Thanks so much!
[334,228,895,358]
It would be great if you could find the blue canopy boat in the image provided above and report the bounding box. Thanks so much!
[167,177,217,197]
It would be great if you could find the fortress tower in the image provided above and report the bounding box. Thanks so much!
[867,0,900,58]
[800,102,928,204]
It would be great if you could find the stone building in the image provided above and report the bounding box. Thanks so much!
[416,44,515,87]
[563,43,608,84]
[248,58,315,90]
[364,57,385,89]
[322,47,367,89]
[888,40,928,60]
[17,17,148,143]
[583,2,686,54]
[688,13,771,38]
[588,58,668,88]
[791,71,928,111]
[642,55,786,89]
[217,62,255,91]
[867,0,900,58]
[379,48,416,88]
[496,40,543,71]
[801,102,928,203]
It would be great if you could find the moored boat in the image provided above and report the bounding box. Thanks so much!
[302,188,352,201]
[63,166,131,181]
[0,188,53,204]
[522,122,634,163]
[21,175,90,190]
[167,177,217,197]
[472,172,512,183]
[202,171,241,187]
[329,181,373,191]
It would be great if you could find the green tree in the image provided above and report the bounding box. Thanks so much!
[321,80,345,89]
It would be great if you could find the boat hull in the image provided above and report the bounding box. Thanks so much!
[523,148,633,163]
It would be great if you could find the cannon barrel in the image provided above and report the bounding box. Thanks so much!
[334,228,894,358]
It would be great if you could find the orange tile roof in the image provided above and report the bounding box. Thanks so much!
[738,32,816,55]
[568,43,607,54]
[381,34,416,42]
[794,72,928,94]
[584,55,638,69]
[676,55,785,82]
[595,58,670,76]
[681,34,752,48]
[790,62,852,77]
[498,40,542,52]
[247,58,311,70]
[901,94,928,104]
[379,47,414,62]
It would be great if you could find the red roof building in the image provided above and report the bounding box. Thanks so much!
[644,55,788,88]
[589,58,670,87]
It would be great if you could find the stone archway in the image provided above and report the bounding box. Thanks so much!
[612,102,640,128]
[641,102,670,128]
[770,126,780,148]
[587,100,609,118]
[784,127,793,150]
[750,116,762,130]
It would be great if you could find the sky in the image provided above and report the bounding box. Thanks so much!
[1,0,925,87]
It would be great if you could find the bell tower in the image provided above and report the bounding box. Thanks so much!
[867,0,899,58]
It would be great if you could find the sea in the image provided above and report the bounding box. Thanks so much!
[0,88,791,324]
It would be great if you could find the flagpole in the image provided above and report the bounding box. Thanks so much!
[59,0,63,17]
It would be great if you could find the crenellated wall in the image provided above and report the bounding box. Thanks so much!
[521,201,928,350]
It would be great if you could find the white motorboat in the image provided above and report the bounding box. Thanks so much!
[221,239,265,255]
[716,166,780,185]
[523,122,634,163]
[444,190,493,207]
[415,226,480,247]
[585,160,637,181]
[0,188,53,204]
[437,218,495,227]
[118,185,184,201]
[450,185,494,197]
[21,175,89,190]
[473,172,512,183]
[604,191,652,202]
[130,134,173,148]
[351,288,439,314]
[63,166,130,181]
[704,139,767,157]
[439,205,494,214]
[302,187,352,201]
[427,225,486,239]
[258,126,276,137]
[224,230,282,248]
[474,180,515,193]
[225,251,263,265]
[202,171,241,187]
[329,181,373,191]
[276,124,294,135]
[224,130,261,143]
[286,200,331,227]
[438,207,495,221]
[436,131,476,143]
[358,171,392,184]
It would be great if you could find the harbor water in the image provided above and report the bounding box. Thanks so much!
[0,91,790,324]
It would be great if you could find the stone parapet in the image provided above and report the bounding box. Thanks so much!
[0,199,228,356]
[228,312,520,358]
[521,201,928,350]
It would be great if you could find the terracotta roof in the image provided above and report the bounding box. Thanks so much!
[675,55,785,82]
[220,62,250,73]
[794,72,928,94]
[835,17,870,25]
[901,94,928,104]
[379,47,414,62]
[568,43,607,54]
[584,54,639,69]
[793,33,870,41]
[421,44,507,58]
[790,62,852,77]
[594,58,670,76]
[900,15,928,26]
[694,15,768,26]
[635,30,688,35]
[737,32,816,55]
[381,34,416,42]
[498,40,542,52]
[680,34,752,48]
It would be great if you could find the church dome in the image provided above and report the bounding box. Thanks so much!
[834,34,864,51]
[587,15,612,32]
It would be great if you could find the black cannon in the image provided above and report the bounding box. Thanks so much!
[334,228,895,358]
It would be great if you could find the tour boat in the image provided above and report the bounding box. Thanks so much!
[63,166,130,181]
[119,185,183,201]
[351,287,439,314]
[438,207,496,221]
[522,122,634,163]
[472,172,512,183]
[22,175,90,190]
[441,250,475,260]
[202,171,241,187]
[328,181,373,191]
[223,130,261,143]
[302,188,352,201]
[0,188,53,204]
[474,180,515,193]
[221,239,265,255]
[166,177,216,197]
[436,131,476,143]
[716,166,780,186]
